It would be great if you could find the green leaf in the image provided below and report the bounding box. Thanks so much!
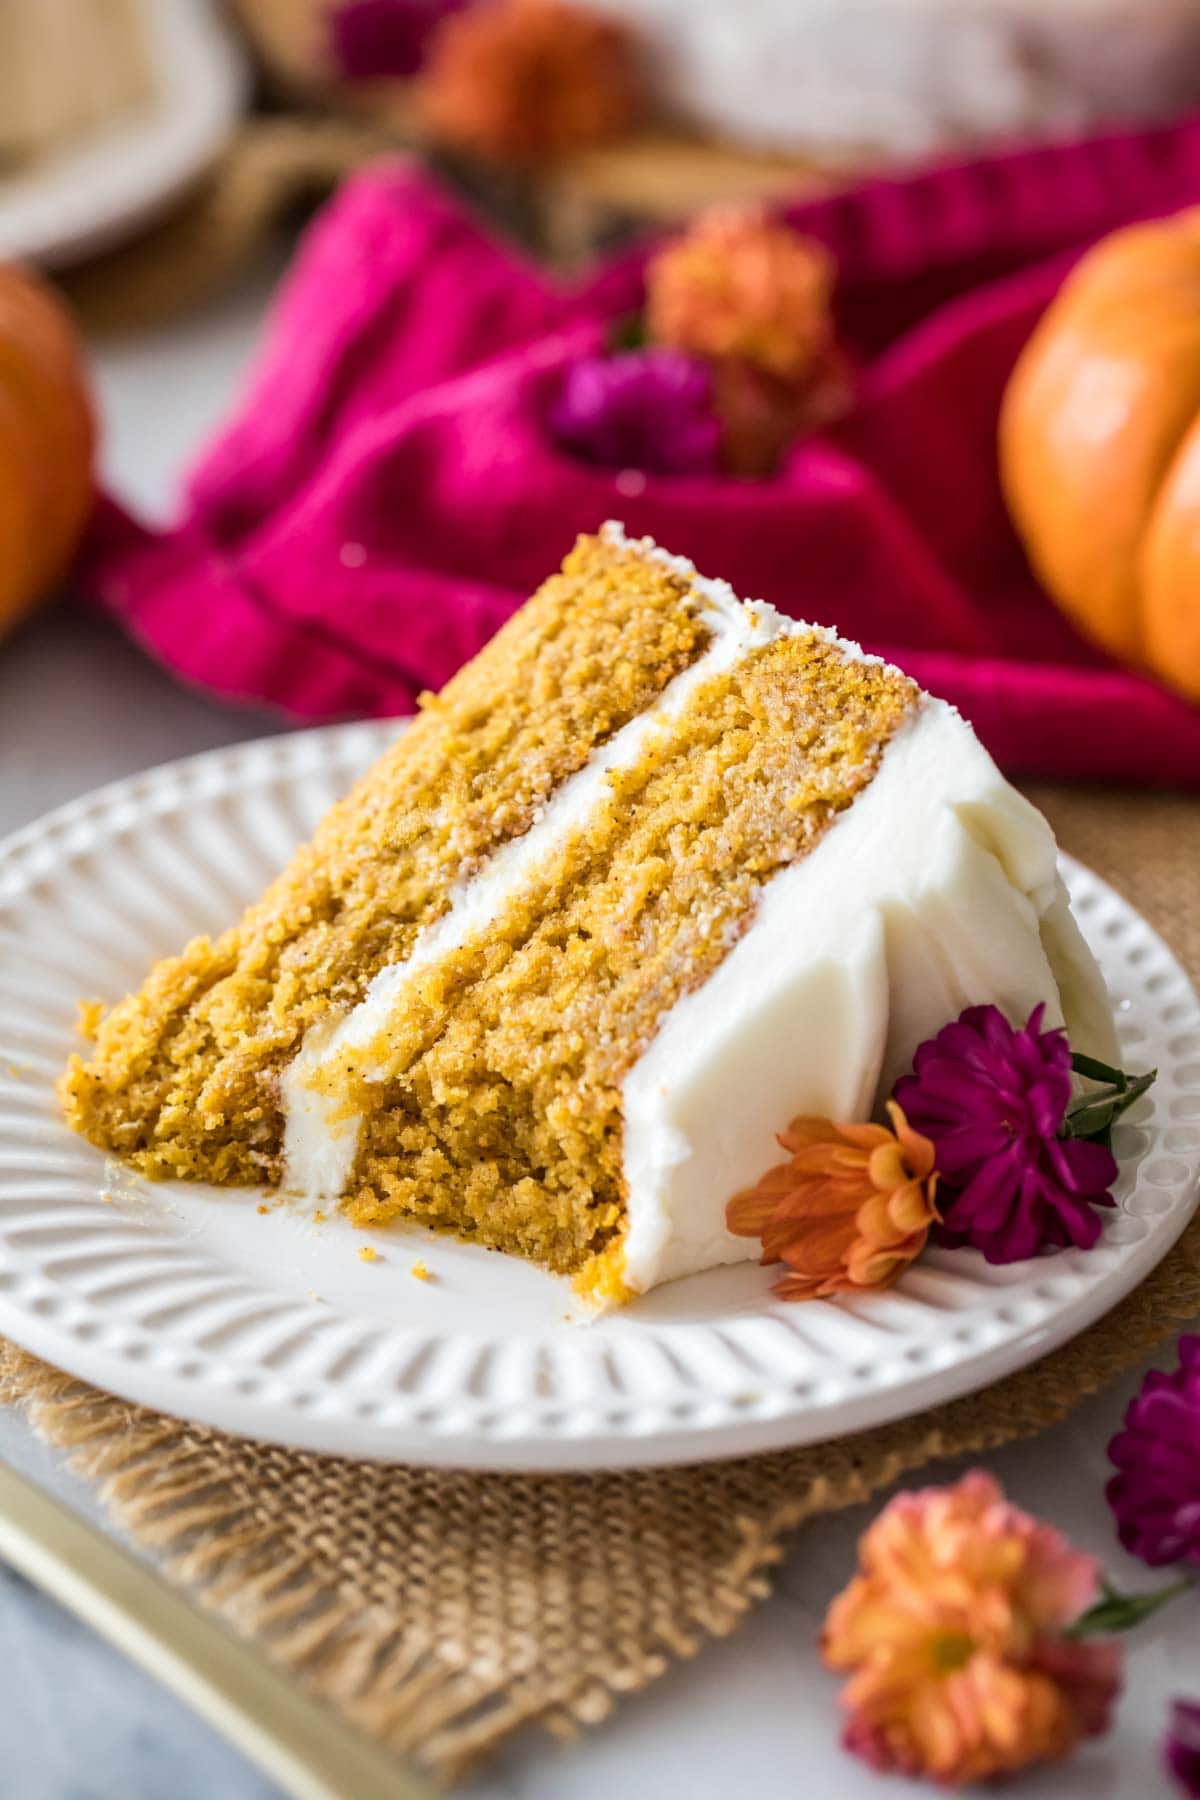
[1063,1057,1157,1144]
[1070,1052,1130,1086]
[1066,1575,1192,1638]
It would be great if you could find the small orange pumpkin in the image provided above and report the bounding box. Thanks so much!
[0,264,95,642]
[1000,208,1200,704]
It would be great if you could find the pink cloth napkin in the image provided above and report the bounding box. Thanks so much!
[86,118,1200,784]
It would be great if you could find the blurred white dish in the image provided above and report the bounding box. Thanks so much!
[0,0,248,268]
[592,0,1200,158]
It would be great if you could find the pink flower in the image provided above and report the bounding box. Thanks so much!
[1166,1698,1200,1796]
[1108,1335,1200,1568]
[550,348,720,476]
[822,1471,1122,1785]
[893,1003,1118,1263]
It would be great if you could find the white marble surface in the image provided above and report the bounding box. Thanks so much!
[0,253,1195,1800]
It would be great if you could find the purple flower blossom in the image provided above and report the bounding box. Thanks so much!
[331,0,466,80]
[893,1004,1117,1264]
[1166,1699,1200,1796]
[550,348,721,477]
[1108,1336,1200,1569]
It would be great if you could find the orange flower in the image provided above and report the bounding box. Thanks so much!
[646,207,836,384]
[822,1471,1123,1785]
[726,1101,938,1300]
[420,0,640,166]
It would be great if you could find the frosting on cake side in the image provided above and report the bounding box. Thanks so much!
[620,697,1113,1293]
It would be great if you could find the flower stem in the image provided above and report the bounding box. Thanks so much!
[1066,1575,1192,1637]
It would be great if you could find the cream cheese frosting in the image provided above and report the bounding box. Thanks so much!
[619,697,1114,1294]
[280,528,1113,1301]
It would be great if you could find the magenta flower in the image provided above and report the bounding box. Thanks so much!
[331,0,467,80]
[893,1004,1118,1263]
[1108,1336,1200,1569]
[550,348,721,477]
[1167,1699,1200,1796]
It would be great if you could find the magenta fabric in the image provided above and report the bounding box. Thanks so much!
[84,118,1200,783]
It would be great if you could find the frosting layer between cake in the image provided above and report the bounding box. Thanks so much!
[281,537,782,1206]
[281,537,912,1239]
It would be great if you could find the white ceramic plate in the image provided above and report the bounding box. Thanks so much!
[0,0,248,268]
[0,722,1197,1471]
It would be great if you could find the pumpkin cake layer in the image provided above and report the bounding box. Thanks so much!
[60,530,714,1182]
[63,525,1115,1306]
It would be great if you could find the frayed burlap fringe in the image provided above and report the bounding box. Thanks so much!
[2,785,1198,1785]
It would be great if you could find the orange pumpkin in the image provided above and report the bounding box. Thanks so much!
[1000,208,1200,704]
[0,264,95,641]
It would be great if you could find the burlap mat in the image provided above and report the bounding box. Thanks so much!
[1,784,1198,1784]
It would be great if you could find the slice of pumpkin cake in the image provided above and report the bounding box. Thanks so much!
[63,524,1114,1303]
